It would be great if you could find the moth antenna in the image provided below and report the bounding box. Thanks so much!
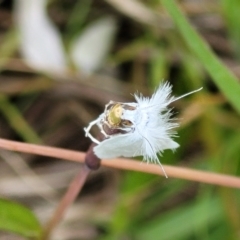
[138,87,202,110]
[172,87,203,103]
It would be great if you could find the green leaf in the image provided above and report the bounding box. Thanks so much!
[161,0,240,114]
[0,198,42,239]
[0,94,42,144]
[135,196,223,240]
[221,0,240,58]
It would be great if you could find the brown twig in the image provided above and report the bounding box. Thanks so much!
[42,142,101,240]
[42,166,91,240]
[0,138,240,188]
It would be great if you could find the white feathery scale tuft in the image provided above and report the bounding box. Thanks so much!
[84,81,202,177]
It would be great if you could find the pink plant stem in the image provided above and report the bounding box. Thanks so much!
[103,159,240,188]
[0,138,240,188]
[42,166,91,240]
[42,142,100,239]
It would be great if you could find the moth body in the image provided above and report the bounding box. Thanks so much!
[84,82,202,177]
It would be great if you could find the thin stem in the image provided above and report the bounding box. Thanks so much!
[0,138,240,188]
[103,159,240,189]
[42,165,91,240]
[0,138,86,162]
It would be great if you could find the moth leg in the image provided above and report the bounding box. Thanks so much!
[97,123,109,138]
[83,129,100,144]
[84,118,100,137]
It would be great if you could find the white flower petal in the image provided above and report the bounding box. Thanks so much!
[70,17,117,74]
[14,0,66,73]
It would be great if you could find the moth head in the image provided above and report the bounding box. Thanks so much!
[107,103,124,127]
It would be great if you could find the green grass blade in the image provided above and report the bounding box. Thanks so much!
[136,196,222,240]
[0,29,19,70]
[0,198,42,238]
[161,0,240,114]
[221,0,240,58]
[0,94,42,143]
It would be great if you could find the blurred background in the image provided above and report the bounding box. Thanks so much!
[0,0,240,239]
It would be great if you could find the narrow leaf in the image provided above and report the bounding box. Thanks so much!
[136,197,222,240]
[161,0,240,114]
[0,198,42,238]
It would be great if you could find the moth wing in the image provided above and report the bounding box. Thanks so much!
[159,138,179,150]
[94,133,143,159]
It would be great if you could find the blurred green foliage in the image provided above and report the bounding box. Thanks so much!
[0,0,239,240]
[0,198,42,238]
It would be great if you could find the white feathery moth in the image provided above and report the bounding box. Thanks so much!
[84,82,202,177]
